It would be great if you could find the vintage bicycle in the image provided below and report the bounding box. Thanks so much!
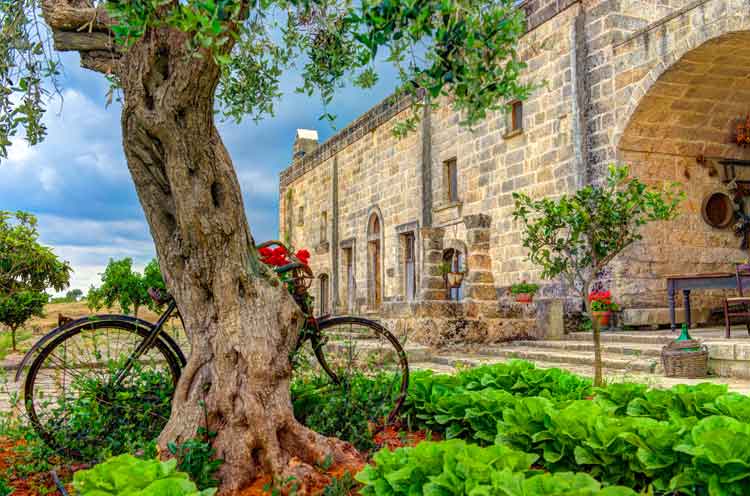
[17,241,409,457]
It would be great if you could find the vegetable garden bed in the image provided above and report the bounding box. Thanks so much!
[4,360,750,495]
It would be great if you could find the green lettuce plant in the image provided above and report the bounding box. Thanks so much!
[73,454,216,496]
[356,440,638,496]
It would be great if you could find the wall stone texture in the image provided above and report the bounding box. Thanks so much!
[279,0,750,344]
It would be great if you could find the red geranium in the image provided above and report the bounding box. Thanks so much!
[295,249,310,265]
[259,245,310,267]
[588,290,618,311]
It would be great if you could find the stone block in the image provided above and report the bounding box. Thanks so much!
[466,284,498,301]
[467,254,492,271]
[705,342,735,361]
[622,307,712,327]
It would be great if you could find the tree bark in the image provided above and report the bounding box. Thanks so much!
[10,327,16,353]
[113,28,354,494]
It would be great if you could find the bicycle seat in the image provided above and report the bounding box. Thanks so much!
[148,287,172,306]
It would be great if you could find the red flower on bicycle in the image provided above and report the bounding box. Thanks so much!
[259,245,310,267]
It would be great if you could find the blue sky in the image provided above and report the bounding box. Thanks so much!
[1,52,397,293]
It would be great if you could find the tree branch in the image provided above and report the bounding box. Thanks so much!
[40,0,120,74]
[41,1,111,32]
[52,31,115,52]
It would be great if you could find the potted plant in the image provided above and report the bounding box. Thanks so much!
[510,281,539,303]
[588,290,619,328]
[439,261,464,288]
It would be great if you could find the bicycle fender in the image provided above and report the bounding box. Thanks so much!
[13,314,166,382]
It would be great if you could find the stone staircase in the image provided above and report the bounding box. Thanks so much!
[407,331,691,384]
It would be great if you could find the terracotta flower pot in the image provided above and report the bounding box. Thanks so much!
[446,272,464,288]
[515,293,533,304]
[592,311,612,327]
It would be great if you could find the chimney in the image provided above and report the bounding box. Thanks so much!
[293,129,319,159]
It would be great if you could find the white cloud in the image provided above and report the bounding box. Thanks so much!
[238,169,278,198]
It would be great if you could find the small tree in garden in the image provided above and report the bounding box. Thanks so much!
[0,211,71,351]
[513,165,683,386]
[88,258,166,319]
[0,291,47,351]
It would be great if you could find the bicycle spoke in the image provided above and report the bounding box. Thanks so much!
[25,321,180,460]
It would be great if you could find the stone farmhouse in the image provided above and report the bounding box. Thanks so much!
[278,0,750,345]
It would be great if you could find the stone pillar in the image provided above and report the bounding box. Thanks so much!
[420,227,445,301]
[463,214,496,302]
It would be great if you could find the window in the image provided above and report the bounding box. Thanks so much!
[342,246,355,312]
[284,192,294,240]
[320,211,328,243]
[367,213,382,308]
[297,206,305,226]
[444,158,458,203]
[402,233,416,301]
[507,101,523,134]
[318,274,329,316]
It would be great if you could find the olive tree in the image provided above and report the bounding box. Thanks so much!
[513,166,683,386]
[2,0,532,490]
[0,211,71,351]
[87,257,166,318]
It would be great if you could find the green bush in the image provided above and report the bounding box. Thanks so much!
[73,454,216,495]
[291,371,399,451]
[42,363,173,461]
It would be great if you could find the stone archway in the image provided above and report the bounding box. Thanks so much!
[614,30,750,326]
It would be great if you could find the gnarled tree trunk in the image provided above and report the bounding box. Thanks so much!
[42,5,355,491]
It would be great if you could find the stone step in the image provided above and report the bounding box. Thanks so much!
[409,358,750,394]
[510,340,664,358]
[565,331,674,344]
[433,346,660,373]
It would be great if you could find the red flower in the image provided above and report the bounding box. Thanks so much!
[295,249,310,265]
[259,247,272,258]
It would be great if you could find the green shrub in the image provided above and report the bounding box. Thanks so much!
[509,282,540,295]
[73,454,216,495]
[0,477,12,496]
[291,371,399,451]
[167,404,223,491]
[43,363,173,461]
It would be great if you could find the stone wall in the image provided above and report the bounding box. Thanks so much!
[279,0,750,335]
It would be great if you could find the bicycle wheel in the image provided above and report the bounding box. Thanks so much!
[306,316,408,425]
[24,318,183,459]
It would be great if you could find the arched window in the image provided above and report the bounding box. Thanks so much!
[443,248,465,301]
[318,274,329,316]
[367,213,382,308]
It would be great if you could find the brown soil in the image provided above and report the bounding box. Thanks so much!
[231,426,436,495]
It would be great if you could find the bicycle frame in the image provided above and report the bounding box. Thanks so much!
[113,299,179,385]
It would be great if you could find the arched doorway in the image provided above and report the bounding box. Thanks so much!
[615,31,750,318]
[367,213,382,308]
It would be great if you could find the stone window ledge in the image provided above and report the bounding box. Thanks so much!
[433,201,463,213]
[503,128,523,140]
[315,241,330,254]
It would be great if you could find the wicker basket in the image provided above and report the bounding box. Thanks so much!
[661,339,708,378]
